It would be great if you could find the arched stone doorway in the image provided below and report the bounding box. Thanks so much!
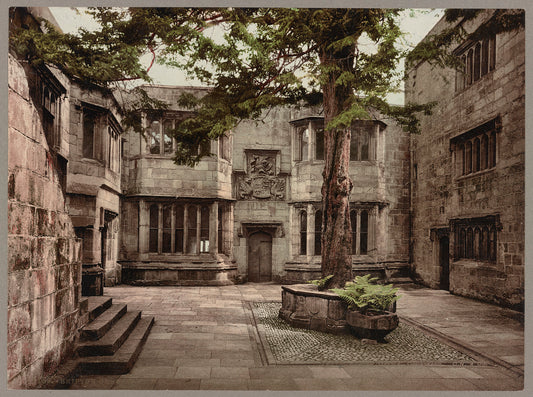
[247,231,273,282]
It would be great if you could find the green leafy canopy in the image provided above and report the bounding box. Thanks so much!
[9,8,524,166]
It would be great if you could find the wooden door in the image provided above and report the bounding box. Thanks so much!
[248,231,272,282]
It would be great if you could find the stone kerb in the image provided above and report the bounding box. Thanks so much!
[279,284,349,334]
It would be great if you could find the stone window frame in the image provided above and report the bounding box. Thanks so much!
[146,116,177,156]
[31,66,66,151]
[218,132,232,162]
[291,117,384,163]
[295,202,376,259]
[455,33,496,92]
[142,200,229,256]
[450,117,500,178]
[81,102,122,173]
[451,215,501,263]
[350,208,370,255]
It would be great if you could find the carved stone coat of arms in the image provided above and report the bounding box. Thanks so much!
[237,152,285,200]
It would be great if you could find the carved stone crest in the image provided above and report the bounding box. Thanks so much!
[237,151,285,200]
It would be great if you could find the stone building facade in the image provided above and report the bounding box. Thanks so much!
[115,87,412,286]
[405,10,525,310]
[8,8,83,388]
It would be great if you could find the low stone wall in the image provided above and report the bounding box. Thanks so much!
[121,262,239,286]
[279,284,350,334]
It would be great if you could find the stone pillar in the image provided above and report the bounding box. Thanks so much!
[210,201,218,254]
[196,205,201,255]
[227,203,235,259]
[138,200,149,253]
[157,203,163,253]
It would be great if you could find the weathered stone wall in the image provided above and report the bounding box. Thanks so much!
[406,13,525,309]
[380,117,411,265]
[66,81,123,287]
[8,54,82,388]
[232,107,293,280]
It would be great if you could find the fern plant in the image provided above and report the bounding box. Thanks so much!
[330,274,400,314]
[307,274,334,291]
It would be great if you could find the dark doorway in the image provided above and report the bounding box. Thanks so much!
[248,231,272,282]
[101,224,108,270]
[439,235,450,290]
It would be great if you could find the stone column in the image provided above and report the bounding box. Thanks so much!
[196,205,201,254]
[307,203,314,258]
[227,203,235,259]
[138,200,149,253]
[210,201,218,254]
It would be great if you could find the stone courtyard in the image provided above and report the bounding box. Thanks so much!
[63,283,523,391]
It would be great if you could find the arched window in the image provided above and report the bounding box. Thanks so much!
[473,138,480,172]
[314,210,322,255]
[458,228,466,258]
[474,227,481,259]
[350,210,357,255]
[187,206,197,254]
[465,141,472,174]
[175,205,184,253]
[473,43,481,81]
[200,206,210,253]
[466,228,474,258]
[467,49,474,85]
[458,143,465,175]
[149,120,161,154]
[299,127,309,161]
[481,38,489,75]
[481,134,489,170]
[360,210,368,255]
[300,211,307,255]
[149,204,159,252]
[162,205,172,253]
[163,120,173,154]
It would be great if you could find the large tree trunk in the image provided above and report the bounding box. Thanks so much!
[320,57,354,289]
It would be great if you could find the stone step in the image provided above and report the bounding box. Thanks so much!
[76,311,141,357]
[78,317,155,375]
[86,296,113,322]
[81,303,128,341]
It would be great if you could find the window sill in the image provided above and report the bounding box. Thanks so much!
[455,167,495,181]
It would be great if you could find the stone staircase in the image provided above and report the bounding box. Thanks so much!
[42,296,154,388]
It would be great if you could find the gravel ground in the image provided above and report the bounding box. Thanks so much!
[253,302,479,365]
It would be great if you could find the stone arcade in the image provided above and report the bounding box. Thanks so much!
[7,7,524,388]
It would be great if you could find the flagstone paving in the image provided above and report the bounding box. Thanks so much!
[68,283,524,391]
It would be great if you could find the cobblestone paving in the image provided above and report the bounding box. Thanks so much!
[253,302,480,365]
